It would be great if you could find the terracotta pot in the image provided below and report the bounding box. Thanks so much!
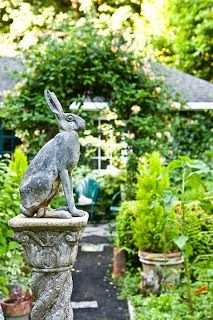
[112,247,127,277]
[1,299,31,319]
[138,251,184,294]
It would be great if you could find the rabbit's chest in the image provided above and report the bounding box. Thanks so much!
[66,144,80,168]
[57,132,80,168]
[72,149,80,165]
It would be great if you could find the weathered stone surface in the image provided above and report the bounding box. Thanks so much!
[9,214,88,232]
[19,90,86,219]
[9,214,89,320]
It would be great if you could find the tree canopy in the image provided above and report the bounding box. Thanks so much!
[0,0,212,81]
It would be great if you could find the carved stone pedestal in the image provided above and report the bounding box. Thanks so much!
[8,214,89,320]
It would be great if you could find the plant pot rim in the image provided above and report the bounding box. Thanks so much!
[1,298,31,317]
[113,246,126,252]
[138,250,184,265]
[1,298,30,305]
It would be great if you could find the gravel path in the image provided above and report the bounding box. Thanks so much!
[72,224,129,320]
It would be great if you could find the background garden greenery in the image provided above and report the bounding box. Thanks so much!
[0,1,212,318]
[0,0,212,81]
[1,21,212,167]
[115,153,212,319]
[0,148,29,295]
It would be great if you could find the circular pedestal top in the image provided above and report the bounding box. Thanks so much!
[8,213,89,231]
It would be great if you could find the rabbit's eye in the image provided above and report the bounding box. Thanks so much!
[67,115,74,122]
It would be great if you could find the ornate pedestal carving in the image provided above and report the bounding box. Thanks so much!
[8,214,88,320]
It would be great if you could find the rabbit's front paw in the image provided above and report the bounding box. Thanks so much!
[71,208,87,217]
[45,209,71,219]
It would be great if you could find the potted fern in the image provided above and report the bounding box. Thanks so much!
[133,152,182,294]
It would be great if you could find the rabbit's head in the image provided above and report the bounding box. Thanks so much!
[44,90,85,132]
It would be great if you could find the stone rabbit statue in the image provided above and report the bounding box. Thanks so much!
[20,90,86,218]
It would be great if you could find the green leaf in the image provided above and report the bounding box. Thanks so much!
[168,160,182,172]
[173,235,188,250]
[162,190,178,211]
[8,241,20,250]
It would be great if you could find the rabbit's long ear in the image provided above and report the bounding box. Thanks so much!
[44,90,64,115]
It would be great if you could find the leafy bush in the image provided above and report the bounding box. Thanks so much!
[169,0,213,81]
[131,286,212,320]
[0,148,28,296]
[178,201,213,261]
[115,154,212,265]
[0,0,75,54]
[0,22,173,156]
[1,20,211,166]
[168,156,212,261]
[150,0,213,82]
[169,156,212,209]
[133,152,179,253]
[118,271,213,320]
[115,201,139,253]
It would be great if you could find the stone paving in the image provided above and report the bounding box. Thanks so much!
[72,223,129,320]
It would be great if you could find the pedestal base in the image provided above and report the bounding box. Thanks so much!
[8,214,89,320]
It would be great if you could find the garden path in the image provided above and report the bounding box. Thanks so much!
[72,223,129,320]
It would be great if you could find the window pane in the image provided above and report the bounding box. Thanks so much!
[101,159,110,169]
[3,136,13,152]
[90,158,99,170]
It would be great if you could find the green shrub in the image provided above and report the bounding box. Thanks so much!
[0,148,28,296]
[1,20,211,166]
[169,156,212,261]
[0,22,174,156]
[133,152,179,253]
[0,0,75,53]
[117,269,213,320]
[115,201,140,267]
[150,0,213,82]
[115,201,139,254]
[116,155,213,319]
[131,286,213,320]
[176,201,213,262]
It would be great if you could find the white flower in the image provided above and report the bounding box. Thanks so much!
[115,120,125,127]
[150,139,155,145]
[164,131,171,139]
[160,157,166,164]
[105,165,120,176]
[34,130,40,136]
[149,74,156,81]
[15,79,27,90]
[168,149,173,156]
[186,119,194,125]
[159,76,165,81]
[128,133,135,139]
[131,105,141,113]
[156,132,162,139]
[84,130,91,135]
[139,156,147,163]
[155,87,161,94]
[2,89,11,96]
[171,101,181,109]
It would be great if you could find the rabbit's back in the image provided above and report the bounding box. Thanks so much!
[20,131,80,214]
[20,138,59,212]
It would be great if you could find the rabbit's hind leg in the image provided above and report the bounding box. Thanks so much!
[36,207,47,217]
[20,204,35,217]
